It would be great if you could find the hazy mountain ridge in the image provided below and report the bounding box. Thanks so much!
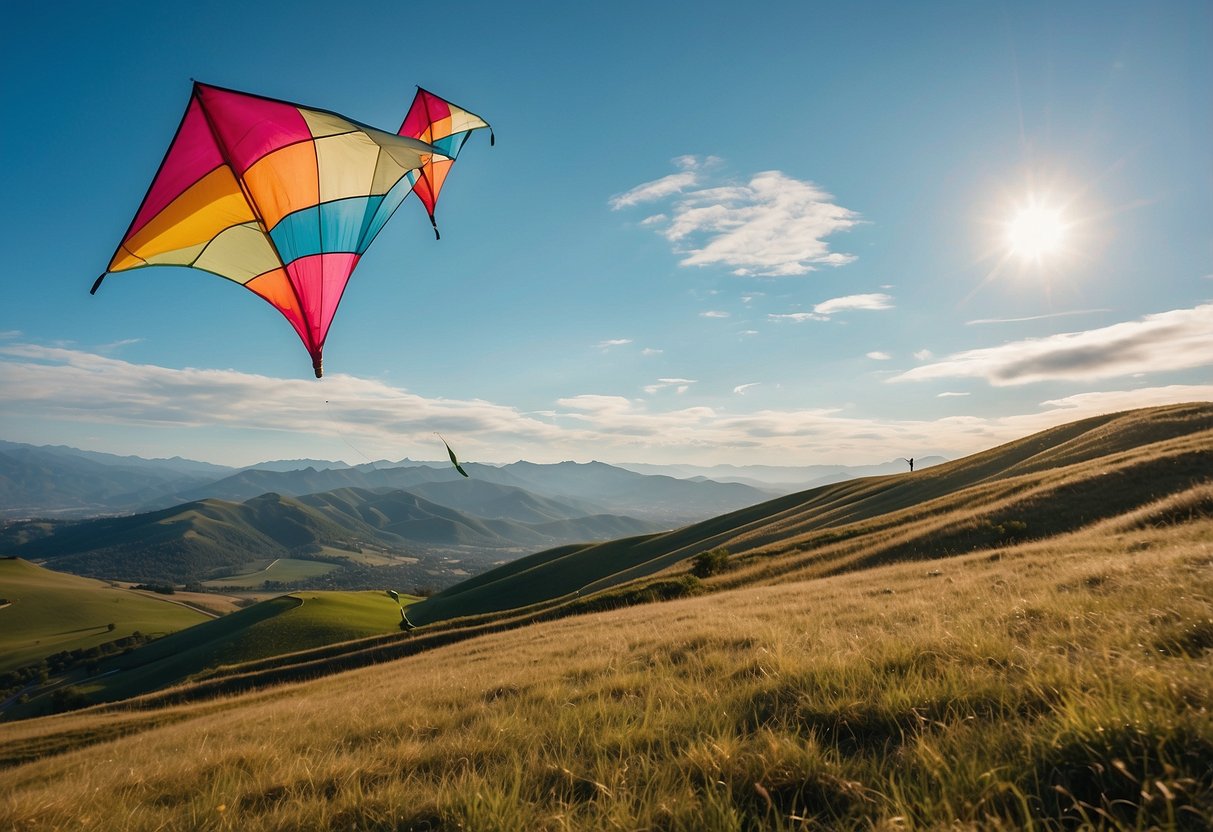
[0,484,664,584]
[0,442,234,519]
[1,441,831,523]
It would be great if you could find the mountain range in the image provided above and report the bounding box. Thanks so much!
[0,440,946,522]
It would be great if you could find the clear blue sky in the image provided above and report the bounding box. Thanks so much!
[2,1,1210,467]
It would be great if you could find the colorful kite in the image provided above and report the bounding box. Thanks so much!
[93,82,490,377]
[398,88,493,239]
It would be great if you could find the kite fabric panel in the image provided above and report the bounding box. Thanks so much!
[94,82,489,378]
[398,88,493,238]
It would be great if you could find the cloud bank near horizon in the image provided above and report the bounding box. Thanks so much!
[894,305,1213,386]
[3,342,1209,468]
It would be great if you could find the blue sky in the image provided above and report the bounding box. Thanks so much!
[1,0,1210,467]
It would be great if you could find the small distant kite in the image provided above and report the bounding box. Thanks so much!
[92,82,491,378]
[386,589,400,603]
[438,434,470,477]
[399,87,494,239]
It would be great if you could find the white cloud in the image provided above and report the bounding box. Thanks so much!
[893,304,1213,386]
[913,349,934,361]
[701,310,730,318]
[641,347,663,356]
[867,351,892,361]
[814,293,894,316]
[733,383,760,395]
[615,162,860,277]
[937,391,970,398]
[2,343,1211,466]
[596,338,633,350]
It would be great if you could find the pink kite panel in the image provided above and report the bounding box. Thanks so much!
[128,97,227,239]
[285,252,361,350]
[195,84,313,175]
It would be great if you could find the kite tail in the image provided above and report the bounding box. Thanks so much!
[489,128,495,147]
[90,274,107,295]
[312,355,323,378]
[430,215,440,240]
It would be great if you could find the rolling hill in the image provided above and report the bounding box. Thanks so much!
[0,403,1210,830]
[0,558,209,673]
[406,401,1213,623]
[0,486,663,585]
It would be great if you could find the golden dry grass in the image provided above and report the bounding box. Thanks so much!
[2,514,1210,830]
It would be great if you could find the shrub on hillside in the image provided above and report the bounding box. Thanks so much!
[691,547,731,578]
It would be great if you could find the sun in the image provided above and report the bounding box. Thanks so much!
[1005,200,1068,261]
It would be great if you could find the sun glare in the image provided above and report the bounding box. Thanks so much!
[1005,201,1067,261]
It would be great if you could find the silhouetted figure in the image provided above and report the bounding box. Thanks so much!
[903,457,914,472]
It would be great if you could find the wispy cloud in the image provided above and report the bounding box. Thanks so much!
[769,312,826,323]
[814,293,894,316]
[609,172,699,210]
[700,310,730,319]
[913,349,934,361]
[733,382,760,395]
[644,377,697,395]
[966,308,1111,326]
[596,338,633,350]
[892,304,1213,386]
[867,351,892,361]
[613,158,860,276]
[937,391,970,398]
[641,347,663,356]
[769,293,894,324]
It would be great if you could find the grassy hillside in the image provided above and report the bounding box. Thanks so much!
[0,558,209,673]
[0,509,1209,828]
[409,402,1213,624]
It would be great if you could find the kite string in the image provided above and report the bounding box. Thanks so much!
[324,399,377,465]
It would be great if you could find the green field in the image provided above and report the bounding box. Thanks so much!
[202,557,339,588]
[0,558,209,673]
[70,590,414,705]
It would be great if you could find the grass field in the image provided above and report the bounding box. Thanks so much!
[12,590,415,711]
[0,559,209,673]
[201,557,339,588]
